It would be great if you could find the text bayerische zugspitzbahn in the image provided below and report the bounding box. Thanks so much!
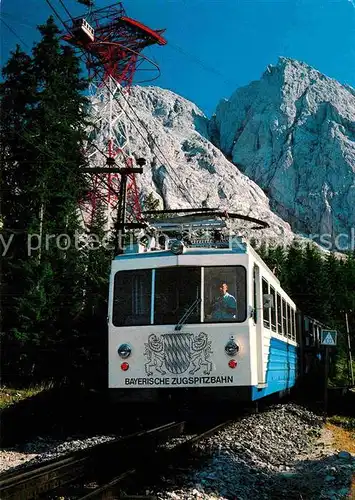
[124,375,234,386]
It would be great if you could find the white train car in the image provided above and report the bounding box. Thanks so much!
[108,236,298,402]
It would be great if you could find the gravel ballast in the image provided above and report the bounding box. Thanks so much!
[0,434,117,474]
[1,403,354,499]
[151,404,355,500]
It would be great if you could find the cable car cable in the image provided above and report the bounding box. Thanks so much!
[45,0,197,207]
[0,18,30,48]
[44,0,306,233]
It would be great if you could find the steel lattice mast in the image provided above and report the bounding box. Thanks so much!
[62,2,166,233]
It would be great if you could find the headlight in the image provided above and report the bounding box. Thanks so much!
[169,239,185,255]
[117,343,132,359]
[225,340,239,356]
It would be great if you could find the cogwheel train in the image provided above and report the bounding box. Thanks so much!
[108,211,323,403]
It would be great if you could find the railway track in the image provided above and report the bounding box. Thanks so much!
[75,419,233,500]
[0,416,233,500]
[0,421,185,500]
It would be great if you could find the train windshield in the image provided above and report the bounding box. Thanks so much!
[154,267,201,325]
[112,266,246,326]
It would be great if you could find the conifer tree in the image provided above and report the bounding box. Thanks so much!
[324,252,343,325]
[77,202,111,388]
[262,244,287,283]
[283,241,305,305]
[302,244,331,321]
[1,18,91,383]
[0,46,38,382]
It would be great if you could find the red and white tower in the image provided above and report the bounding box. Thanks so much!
[63,2,166,230]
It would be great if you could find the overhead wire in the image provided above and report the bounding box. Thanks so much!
[10,0,307,231]
[0,12,131,218]
[44,0,197,207]
[167,40,237,88]
[114,85,197,206]
[0,11,35,29]
[0,18,30,48]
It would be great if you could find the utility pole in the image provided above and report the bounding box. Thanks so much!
[324,346,330,415]
[321,329,338,416]
[345,312,354,387]
[62,4,166,232]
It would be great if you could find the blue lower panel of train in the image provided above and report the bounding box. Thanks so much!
[251,337,298,401]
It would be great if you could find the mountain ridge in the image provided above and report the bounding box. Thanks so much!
[98,57,355,249]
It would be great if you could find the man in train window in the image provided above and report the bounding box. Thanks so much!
[210,282,237,321]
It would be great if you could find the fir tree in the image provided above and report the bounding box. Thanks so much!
[0,46,38,382]
[77,202,111,388]
[1,18,91,383]
[302,244,331,321]
[283,241,305,305]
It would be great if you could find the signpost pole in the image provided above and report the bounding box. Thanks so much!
[320,329,337,417]
[324,346,329,416]
[345,312,354,387]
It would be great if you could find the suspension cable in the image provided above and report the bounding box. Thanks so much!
[44,0,196,207]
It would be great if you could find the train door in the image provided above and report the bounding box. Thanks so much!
[253,264,265,384]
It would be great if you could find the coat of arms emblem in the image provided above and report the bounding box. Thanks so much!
[144,332,213,376]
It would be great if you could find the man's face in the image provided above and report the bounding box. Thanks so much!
[219,283,228,295]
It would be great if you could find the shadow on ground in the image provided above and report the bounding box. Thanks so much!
[139,451,354,500]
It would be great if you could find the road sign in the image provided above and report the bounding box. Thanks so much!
[321,330,337,346]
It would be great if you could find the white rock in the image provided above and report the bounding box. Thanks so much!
[93,85,297,247]
[212,57,355,245]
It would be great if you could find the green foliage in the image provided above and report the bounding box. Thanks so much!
[0,386,48,410]
[328,415,355,431]
[1,17,354,390]
[141,192,162,212]
[0,17,93,386]
[258,243,355,385]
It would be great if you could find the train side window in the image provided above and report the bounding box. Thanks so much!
[113,270,151,326]
[204,266,246,322]
[287,303,292,339]
[293,310,300,342]
[262,278,270,329]
[277,293,282,334]
[292,310,296,341]
[309,323,314,345]
[282,298,287,336]
[270,286,276,332]
[253,266,258,323]
[315,325,320,344]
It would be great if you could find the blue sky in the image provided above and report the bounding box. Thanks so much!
[1,0,355,116]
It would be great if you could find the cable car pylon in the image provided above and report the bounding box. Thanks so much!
[62,2,167,248]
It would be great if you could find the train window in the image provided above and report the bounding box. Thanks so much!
[270,286,276,332]
[292,309,296,341]
[287,304,292,339]
[262,278,270,329]
[253,266,258,323]
[154,267,201,325]
[204,266,246,322]
[113,270,152,326]
[309,323,314,345]
[315,325,320,344]
[282,298,287,336]
[277,293,282,334]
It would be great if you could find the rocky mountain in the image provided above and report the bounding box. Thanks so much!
[126,86,295,246]
[210,57,355,245]
[109,57,354,248]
